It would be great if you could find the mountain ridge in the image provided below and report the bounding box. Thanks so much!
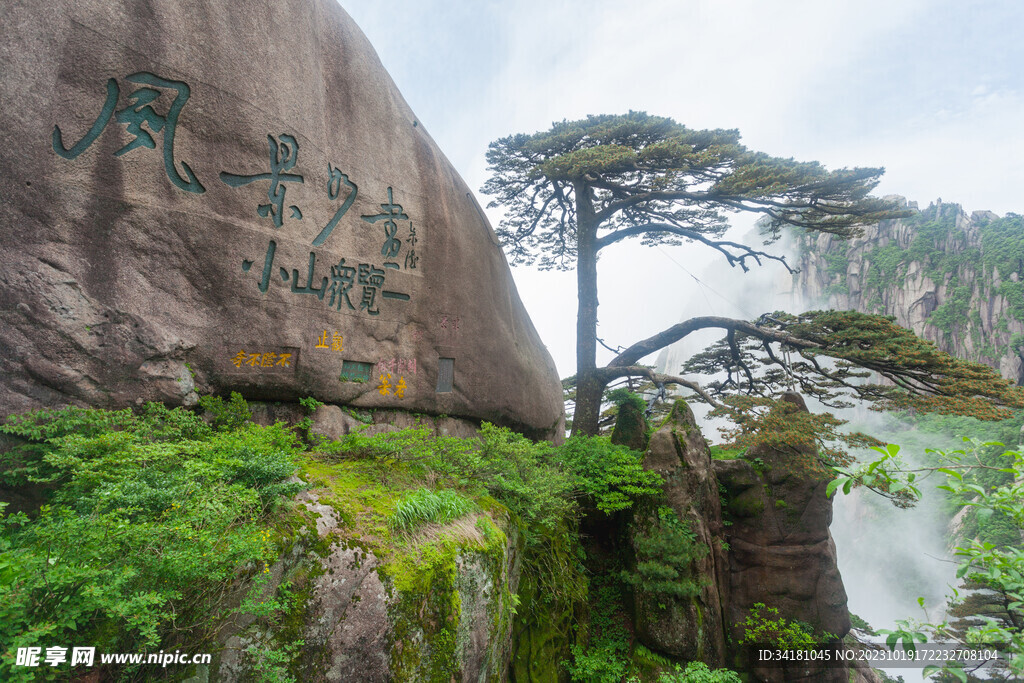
[793,196,1024,385]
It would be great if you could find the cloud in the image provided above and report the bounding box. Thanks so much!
[340,0,1024,377]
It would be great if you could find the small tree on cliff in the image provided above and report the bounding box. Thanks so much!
[483,112,1024,435]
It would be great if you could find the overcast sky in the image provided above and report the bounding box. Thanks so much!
[341,1,1024,378]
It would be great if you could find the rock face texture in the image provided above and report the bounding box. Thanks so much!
[715,460,850,643]
[794,197,1024,386]
[215,489,520,683]
[632,397,859,682]
[632,400,728,666]
[714,396,852,682]
[0,0,563,437]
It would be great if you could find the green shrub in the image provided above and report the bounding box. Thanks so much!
[566,581,631,683]
[0,399,302,682]
[557,435,662,513]
[834,439,1024,678]
[198,391,252,431]
[708,445,745,460]
[659,661,743,682]
[739,602,835,651]
[567,641,628,683]
[0,402,664,683]
[328,424,659,538]
[312,423,657,649]
[298,396,324,413]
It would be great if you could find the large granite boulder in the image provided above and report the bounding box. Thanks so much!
[0,0,563,438]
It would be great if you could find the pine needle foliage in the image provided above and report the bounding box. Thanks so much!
[483,112,901,271]
[684,310,1024,420]
[481,111,938,437]
[622,506,707,607]
[711,395,883,475]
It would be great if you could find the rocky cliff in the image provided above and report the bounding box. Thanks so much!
[632,397,878,683]
[794,198,1024,385]
[214,466,521,683]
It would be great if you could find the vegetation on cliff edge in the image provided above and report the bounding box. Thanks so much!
[0,395,668,681]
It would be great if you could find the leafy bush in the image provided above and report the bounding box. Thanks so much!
[312,422,658,658]
[835,439,1024,679]
[557,435,662,513]
[566,640,628,683]
[566,581,631,683]
[390,488,475,532]
[298,396,324,413]
[311,425,660,682]
[658,661,743,682]
[0,401,661,682]
[708,445,745,460]
[739,602,835,651]
[0,400,302,682]
[327,424,657,539]
[198,391,252,431]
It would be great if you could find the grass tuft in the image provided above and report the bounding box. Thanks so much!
[390,488,475,532]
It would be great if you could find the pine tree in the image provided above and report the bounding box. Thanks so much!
[482,112,1022,434]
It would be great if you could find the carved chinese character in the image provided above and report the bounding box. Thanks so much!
[404,223,419,269]
[327,258,356,311]
[312,164,358,247]
[242,240,278,294]
[282,252,327,299]
[220,134,304,227]
[361,187,407,265]
[52,73,205,193]
[358,263,385,316]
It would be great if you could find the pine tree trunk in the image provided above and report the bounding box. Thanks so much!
[573,374,603,437]
[571,183,604,436]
